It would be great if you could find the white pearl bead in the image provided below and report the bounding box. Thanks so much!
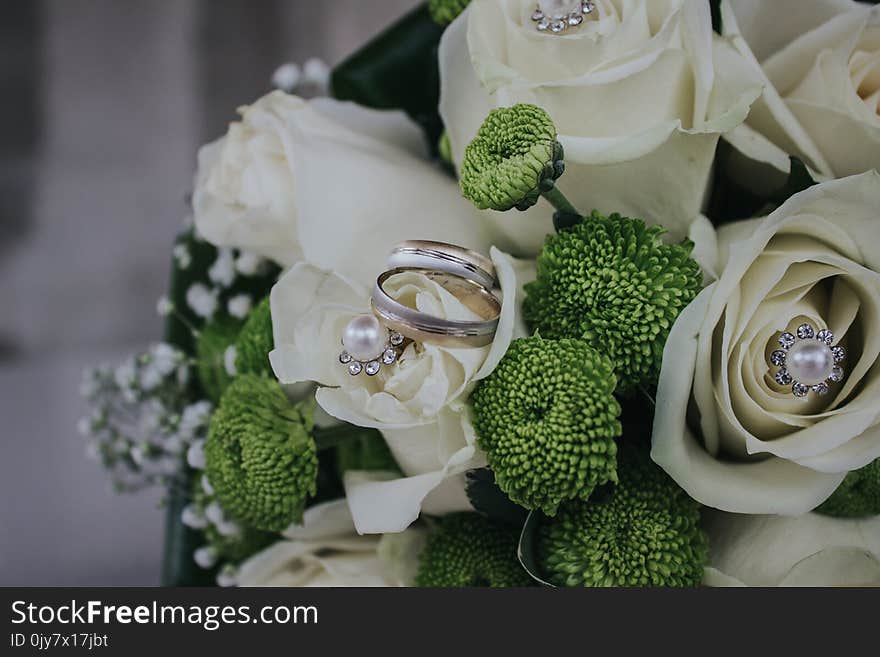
[786,340,834,386]
[341,315,386,362]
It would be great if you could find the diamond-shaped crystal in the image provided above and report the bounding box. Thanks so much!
[582,0,595,13]
[536,18,550,30]
[531,9,545,21]
[778,332,796,349]
[381,348,397,365]
[832,346,846,363]
[568,12,583,25]
[339,351,352,364]
[775,369,792,386]
[829,366,844,382]
[812,382,829,395]
[816,329,834,345]
[550,20,565,32]
[389,332,404,347]
[364,360,381,376]
[347,362,363,376]
[792,382,810,398]
[770,350,786,366]
[797,323,815,339]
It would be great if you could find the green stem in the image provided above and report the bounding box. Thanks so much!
[541,185,581,217]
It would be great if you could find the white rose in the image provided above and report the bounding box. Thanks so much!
[652,172,880,514]
[236,500,425,587]
[703,510,880,586]
[439,0,762,252]
[269,249,534,534]
[722,0,880,185]
[193,91,492,281]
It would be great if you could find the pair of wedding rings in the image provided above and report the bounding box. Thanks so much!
[338,241,501,376]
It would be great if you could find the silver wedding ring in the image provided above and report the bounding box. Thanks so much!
[338,241,501,375]
[386,240,497,291]
[371,268,501,349]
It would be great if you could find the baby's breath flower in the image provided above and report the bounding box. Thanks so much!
[79,345,205,491]
[227,293,252,319]
[173,243,192,269]
[155,295,174,317]
[208,247,236,288]
[234,251,264,277]
[186,283,218,319]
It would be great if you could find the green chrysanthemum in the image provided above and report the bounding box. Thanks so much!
[816,458,880,518]
[460,104,563,212]
[234,296,274,377]
[204,375,318,532]
[191,482,274,564]
[428,0,471,26]
[335,430,400,478]
[471,336,622,515]
[196,317,241,403]
[523,211,702,394]
[538,447,708,587]
[415,513,533,587]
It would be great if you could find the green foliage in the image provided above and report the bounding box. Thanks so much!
[471,335,622,515]
[538,447,708,587]
[204,375,318,532]
[428,0,471,25]
[330,5,444,148]
[460,104,563,211]
[437,130,454,168]
[196,318,241,404]
[710,0,722,34]
[415,513,533,587]
[523,211,702,394]
[234,296,274,378]
[465,468,529,529]
[816,459,880,518]
[334,429,400,477]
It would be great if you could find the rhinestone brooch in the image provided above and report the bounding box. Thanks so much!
[338,315,404,377]
[531,1,595,34]
[769,323,845,399]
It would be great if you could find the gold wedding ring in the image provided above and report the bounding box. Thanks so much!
[371,268,501,349]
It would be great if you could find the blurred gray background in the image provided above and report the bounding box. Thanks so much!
[0,0,419,586]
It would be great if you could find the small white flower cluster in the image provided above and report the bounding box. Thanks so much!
[182,474,244,586]
[78,343,212,492]
[271,58,330,96]
[159,244,270,323]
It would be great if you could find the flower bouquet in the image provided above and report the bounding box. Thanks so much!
[80,0,880,588]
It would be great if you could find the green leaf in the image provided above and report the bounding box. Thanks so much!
[160,484,217,586]
[771,156,818,205]
[710,0,722,34]
[708,142,820,225]
[517,511,556,587]
[159,227,279,586]
[330,4,445,150]
[466,468,530,529]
